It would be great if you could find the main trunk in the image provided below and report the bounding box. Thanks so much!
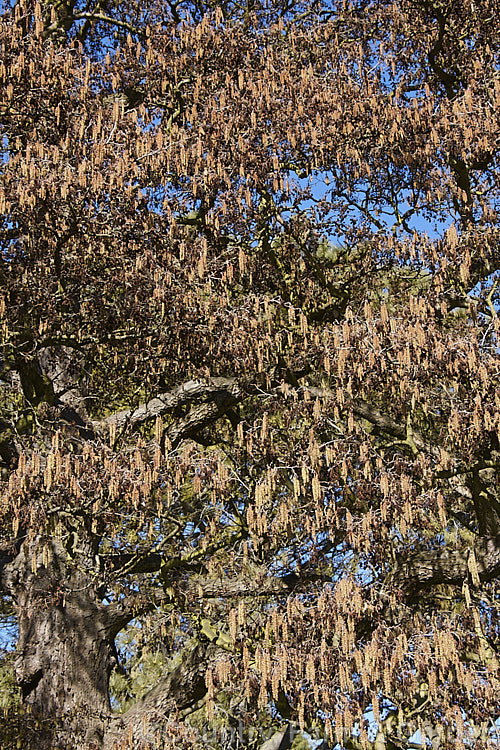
[3,539,114,748]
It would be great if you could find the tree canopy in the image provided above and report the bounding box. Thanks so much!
[1,0,500,748]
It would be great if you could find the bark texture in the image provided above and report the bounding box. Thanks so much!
[2,540,114,747]
[392,534,500,591]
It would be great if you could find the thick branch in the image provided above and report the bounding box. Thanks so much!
[0,538,26,592]
[260,725,294,750]
[104,641,215,749]
[305,387,438,456]
[103,566,300,635]
[392,534,500,593]
[96,377,241,435]
[72,11,140,34]
[351,399,435,454]
[165,390,240,447]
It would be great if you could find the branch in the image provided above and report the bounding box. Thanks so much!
[0,537,26,593]
[305,387,438,456]
[104,641,215,749]
[351,399,436,456]
[392,534,500,593]
[165,391,240,447]
[72,11,140,35]
[103,565,300,636]
[95,377,242,436]
[260,725,294,750]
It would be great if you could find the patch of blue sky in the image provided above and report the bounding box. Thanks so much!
[0,606,17,652]
[285,169,452,246]
[1,135,9,164]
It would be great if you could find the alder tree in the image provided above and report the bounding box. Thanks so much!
[1,0,500,747]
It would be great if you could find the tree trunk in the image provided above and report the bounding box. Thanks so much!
[2,538,114,748]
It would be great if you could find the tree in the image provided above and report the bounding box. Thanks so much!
[1,0,500,747]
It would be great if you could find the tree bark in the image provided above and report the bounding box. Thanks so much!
[1,538,115,748]
[392,534,500,592]
[104,642,213,749]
